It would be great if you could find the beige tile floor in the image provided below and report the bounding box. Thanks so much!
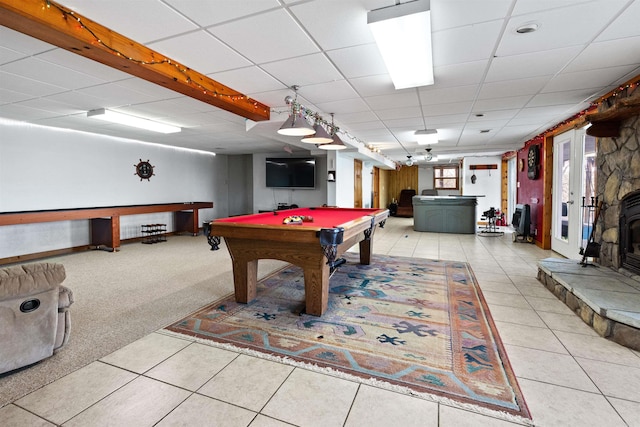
[3,217,640,426]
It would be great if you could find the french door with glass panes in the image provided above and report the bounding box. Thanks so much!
[551,127,596,259]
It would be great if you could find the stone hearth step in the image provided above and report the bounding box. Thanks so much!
[537,258,640,351]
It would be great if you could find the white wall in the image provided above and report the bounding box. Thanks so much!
[227,154,253,215]
[251,153,327,212]
[326,151,337,206]
[462,156,502,222]
[0,120,223,258]
[335,153,355,208]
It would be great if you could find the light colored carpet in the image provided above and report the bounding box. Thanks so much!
[0,236,285,407]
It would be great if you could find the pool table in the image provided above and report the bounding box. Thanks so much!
[208,207,388,316]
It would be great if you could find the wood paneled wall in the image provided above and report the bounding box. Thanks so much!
[387,165,419,202]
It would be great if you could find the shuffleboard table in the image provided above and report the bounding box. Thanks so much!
[208,207,388,316]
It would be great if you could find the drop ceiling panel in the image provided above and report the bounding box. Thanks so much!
[58,0,198,44]
[327,44,388,79]
[543,64,639,92]
[290,1,376,51]
[432,21,504,67]
[118,98,214,121]
[497,1,629,57]
[149,31,252,74]
[353,129,395,141]
[596,0,640,41]
[0,88,32,105]
[0,46,26,65]
[376,106,422,121]
[0,103,57,120]
[114,78,184,100]
[464,119,510,130]
[433,61,488,87]
[473,95,532,112]
[527,88,600,108]
[297,81,360,105]
[36,49,132,81]
[349,75,396,97]
[210,9,319,64]
[384,117,427,128]
[331,111,379,125]
[564,36,640,73]
[1,58,107,90]
[1,0,639,166]
[511,0,589,16]
[315,98,371,116]
[343,121,387,132]
[419,85,478,105]
[260,53,343,87]
[0,71,67,97]
[76,83,159,107]
[47,90,121,113]
[420,101,473,117]
[468,110,518,121]
[486,46,582,82]
[18,97,87,116]
[431,0,511,31]
[478,76,550,99]
[0,27,54,56]
[210,66,284,96]
[364,92,420,110]
[424,118,469,130]
[165,0,280,27]
[515,104,578,120]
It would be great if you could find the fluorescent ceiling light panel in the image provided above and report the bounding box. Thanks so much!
[367,0,434,90]
[415,129,438,145]
[87,109,181,134]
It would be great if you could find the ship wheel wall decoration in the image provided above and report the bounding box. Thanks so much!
[135,159,155,181]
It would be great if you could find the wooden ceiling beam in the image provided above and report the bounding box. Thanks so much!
[0,0,270,122]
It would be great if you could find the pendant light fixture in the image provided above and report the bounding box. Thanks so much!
[300,114,333,144]
[277,85,314,136]
[318,113,347,150]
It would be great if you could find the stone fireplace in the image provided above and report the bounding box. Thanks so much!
[535,87,640,351]
[592,88,640,274]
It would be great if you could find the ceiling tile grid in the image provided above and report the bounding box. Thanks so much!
[0,0,639,165]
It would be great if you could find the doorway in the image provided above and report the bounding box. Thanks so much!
[551,127,595,259]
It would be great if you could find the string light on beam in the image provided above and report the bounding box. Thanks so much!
[40,0,268,115]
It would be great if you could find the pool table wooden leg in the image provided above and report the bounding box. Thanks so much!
[303,259,329,316]
[232,258,257,304]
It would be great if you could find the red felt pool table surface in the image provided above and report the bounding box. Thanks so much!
[209,207,389,316]
[214,207,383,229]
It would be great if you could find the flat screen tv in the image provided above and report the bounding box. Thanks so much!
[266,157,316,189]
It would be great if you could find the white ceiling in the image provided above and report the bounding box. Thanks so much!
[1,0,640,167]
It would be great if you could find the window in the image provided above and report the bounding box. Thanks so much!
[434,165,459,190]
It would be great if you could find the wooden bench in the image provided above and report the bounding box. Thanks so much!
[0,202,213,252]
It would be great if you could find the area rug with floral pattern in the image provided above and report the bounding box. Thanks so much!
[165,253,530,422]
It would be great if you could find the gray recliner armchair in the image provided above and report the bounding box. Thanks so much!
[0,263,73,374]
